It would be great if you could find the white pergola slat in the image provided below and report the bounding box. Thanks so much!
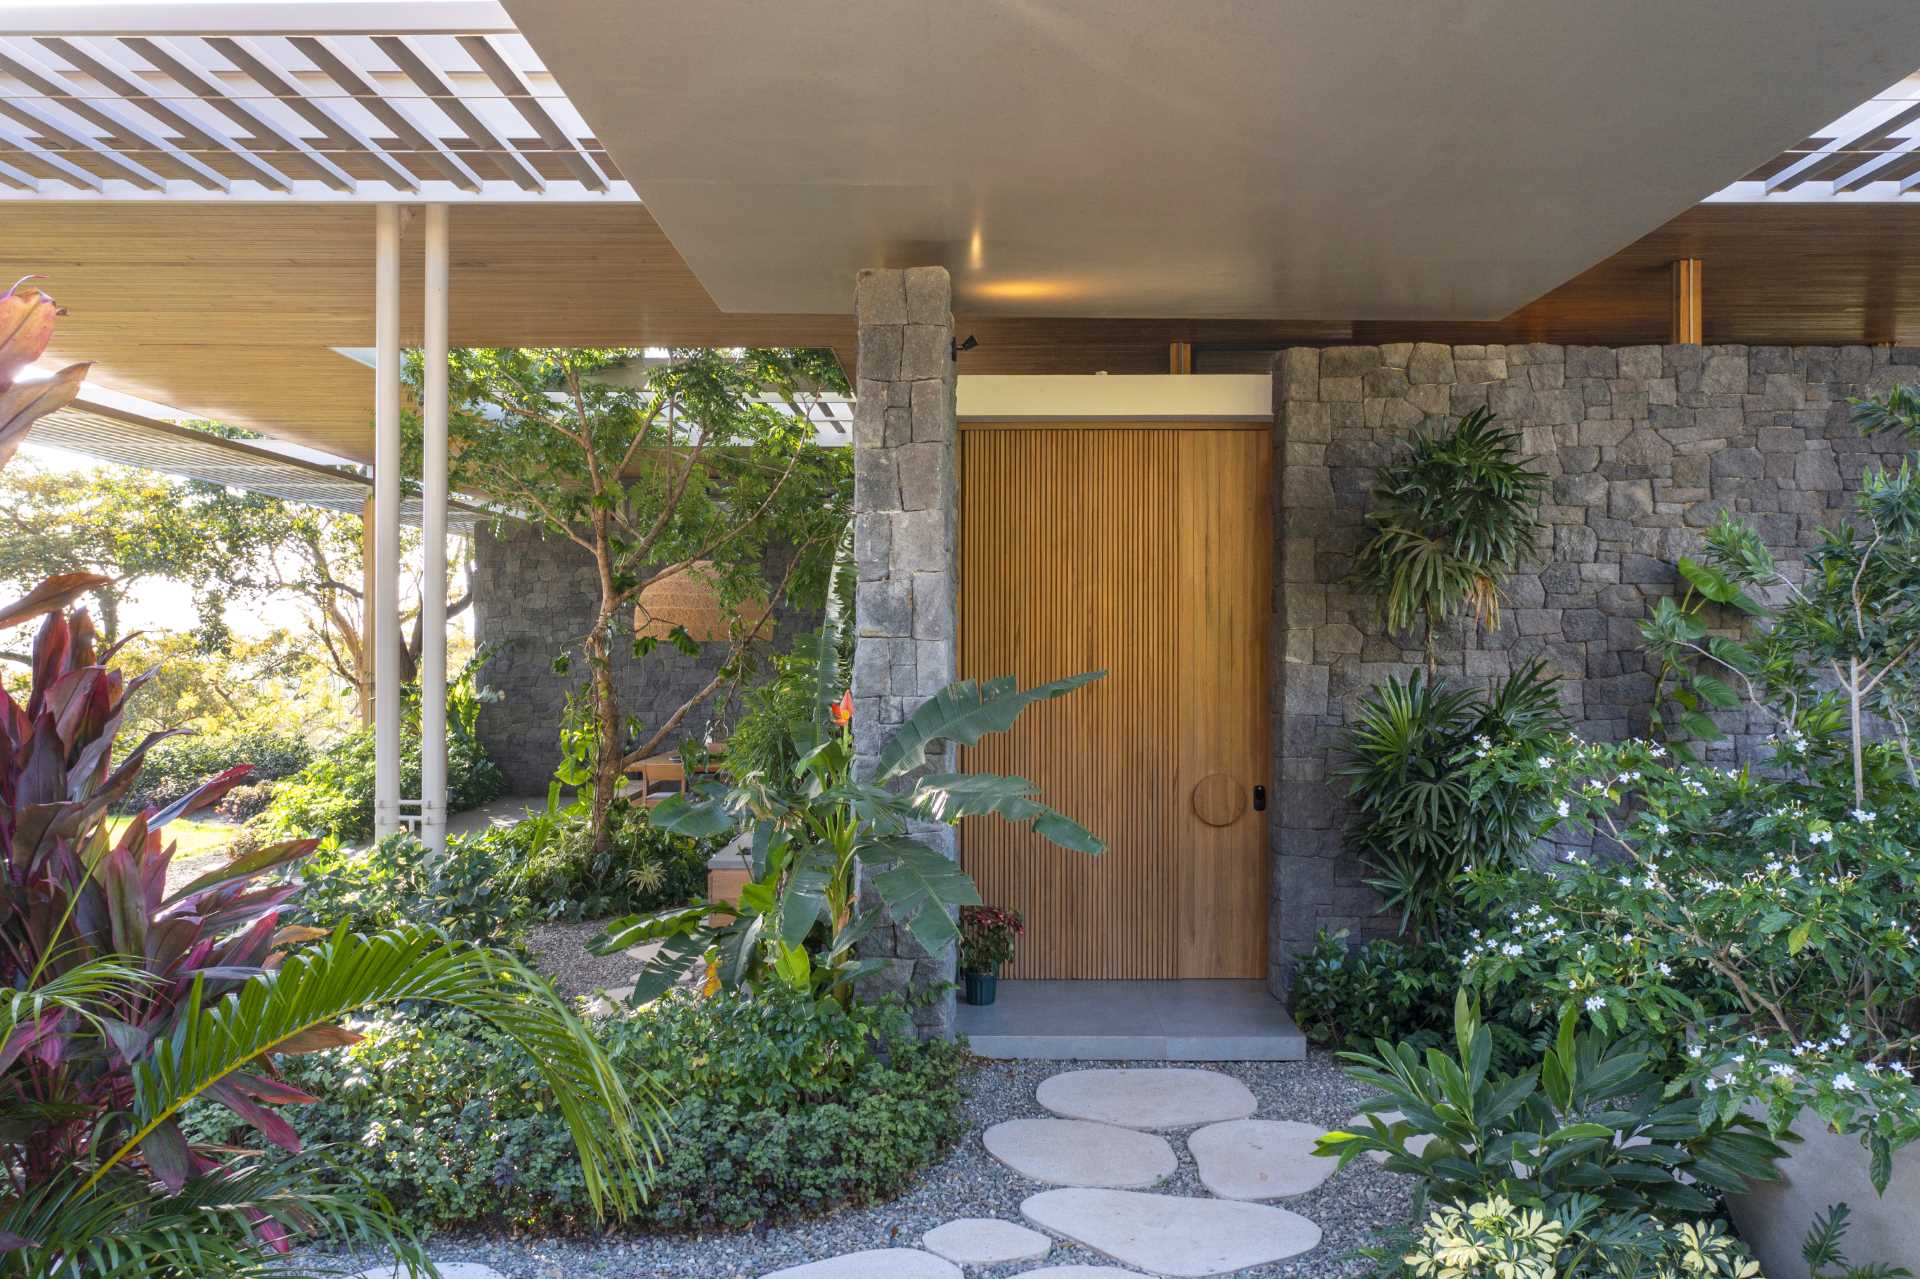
[0,5,633,201]
[1712,69,1920,203]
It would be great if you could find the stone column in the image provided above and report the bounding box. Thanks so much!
[850,266,959,1036]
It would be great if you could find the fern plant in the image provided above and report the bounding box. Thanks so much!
[1352,407,1546,668]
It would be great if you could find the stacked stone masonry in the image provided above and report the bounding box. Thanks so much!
[471,520,805,794]
[850,266,961,1036]
[1270,341,1920,993]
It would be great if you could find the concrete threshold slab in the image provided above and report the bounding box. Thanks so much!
[956,980,1306,1062]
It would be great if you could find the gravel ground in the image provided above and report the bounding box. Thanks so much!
[308,1050,1411,1279]
[523,919,646,998]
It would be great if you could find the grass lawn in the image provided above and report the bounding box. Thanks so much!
[107,815,236,859]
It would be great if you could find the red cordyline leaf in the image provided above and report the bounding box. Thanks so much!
[0,276,59,382]
[0,573,111,633]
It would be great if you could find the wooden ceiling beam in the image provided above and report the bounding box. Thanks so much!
[0,91,167,189]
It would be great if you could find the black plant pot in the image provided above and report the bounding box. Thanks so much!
[963,971,998,1006]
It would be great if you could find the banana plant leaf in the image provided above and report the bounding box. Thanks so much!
[873,671,1104,780]
[908,771,1104,853]
[859,835,982,950]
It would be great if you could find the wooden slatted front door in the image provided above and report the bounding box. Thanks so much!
[958,422,1271,980]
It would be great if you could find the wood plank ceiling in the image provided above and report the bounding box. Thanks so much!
[15,199,1920,461]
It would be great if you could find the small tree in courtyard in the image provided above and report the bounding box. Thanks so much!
[430,347,850,850]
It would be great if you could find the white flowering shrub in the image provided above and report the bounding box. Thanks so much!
[1463,729,1920,1190]
[1398,1197,1760,1279]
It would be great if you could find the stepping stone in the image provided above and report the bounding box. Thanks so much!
[1018,1270,1146,1278]
[922,1217,1051,1265]
[1036,1068,1256,1130]
[760,1250,960,1279]
[1346,1109,1435,1164]
[1188,1119,1336,1199]
[353,1268,505,1279]
[984,1117,1177,1188]
[1021,1188,1321,1277]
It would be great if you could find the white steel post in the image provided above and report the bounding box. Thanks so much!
[373,204,402,838]
[420,204,450,853]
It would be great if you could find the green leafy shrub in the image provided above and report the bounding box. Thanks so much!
[294,831,530,947]
[1340,661,1567,932]
[265,723,503,845]
[114,727,314,814]
[1465,726,1920,1189]
[1350,406,1545,666]
[1292,929,1467,1053]
[291,798,715,947]
[1383,1196,1761,1279]
[1317,995,1788,1221]
[725,626,836,784]
[190,989,969,1233]
[514,796,719,921]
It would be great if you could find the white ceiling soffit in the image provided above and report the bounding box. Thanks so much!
[0,2,633,200]
[505,0,1920,321]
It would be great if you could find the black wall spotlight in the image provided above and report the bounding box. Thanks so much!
[951,334,979,360]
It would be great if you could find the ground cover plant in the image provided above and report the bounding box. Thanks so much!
[188,986,969,1234]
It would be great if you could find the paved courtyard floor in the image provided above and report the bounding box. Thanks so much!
[335,1051,1410,1279]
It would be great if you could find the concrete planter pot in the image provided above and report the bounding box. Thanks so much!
[1726,1112,1920,1274]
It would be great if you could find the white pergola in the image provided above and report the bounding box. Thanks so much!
[3,0,640,850]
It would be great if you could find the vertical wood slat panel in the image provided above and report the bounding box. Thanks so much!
[959,423,1268,980]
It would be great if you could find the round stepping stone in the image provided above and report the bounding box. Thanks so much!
[1188,1119,1335,1199]
[759,1250,960,1279]
[1021,1188,1321,1277]
[984,1117,1177,1188]
[1036,1068,1256,1130]
[922,1217,1051,1265]
[1346,1109,1435,1165]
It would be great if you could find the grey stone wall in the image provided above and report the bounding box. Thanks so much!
[1270,341,1917,992]
[850,266,960,1036]
[471,519,805,794]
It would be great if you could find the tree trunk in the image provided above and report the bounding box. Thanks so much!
[587,513,623,854]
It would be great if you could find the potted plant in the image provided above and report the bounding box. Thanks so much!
[958,905,1025,1005]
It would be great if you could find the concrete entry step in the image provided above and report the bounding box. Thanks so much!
[954,980,1305,1061]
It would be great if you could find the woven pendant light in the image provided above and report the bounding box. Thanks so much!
[634,561,772,641]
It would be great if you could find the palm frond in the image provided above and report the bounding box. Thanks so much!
[95,925,659,1222]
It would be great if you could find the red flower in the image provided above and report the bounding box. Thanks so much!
[829,690,854,726]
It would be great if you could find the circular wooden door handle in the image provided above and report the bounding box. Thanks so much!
[1191,772,1247,827]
